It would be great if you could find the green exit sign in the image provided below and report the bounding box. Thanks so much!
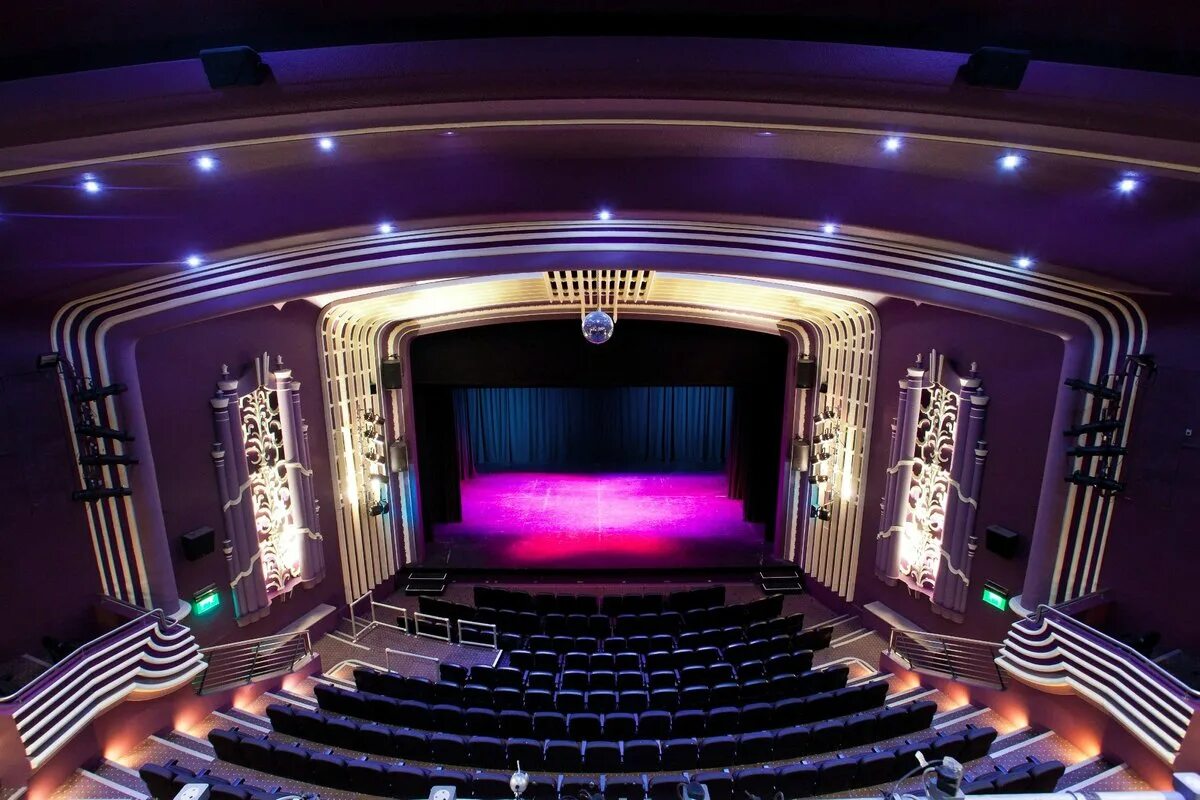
[981,582,1009,611]
[193,585,221,615]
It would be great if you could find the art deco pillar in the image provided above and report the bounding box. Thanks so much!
[932,370,989,621]
[210,369,270,624]
[875,360,928,584]
[272,361,325,587]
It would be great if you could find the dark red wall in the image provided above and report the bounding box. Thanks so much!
[853,299,1063,642]
[135,301,343,646]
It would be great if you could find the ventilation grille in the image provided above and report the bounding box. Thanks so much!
[545,269,654,316]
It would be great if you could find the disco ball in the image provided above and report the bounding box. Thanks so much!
[582,309,614,344]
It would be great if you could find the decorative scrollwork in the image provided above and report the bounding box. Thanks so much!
[239,385,301,597]
[898,381,959,596]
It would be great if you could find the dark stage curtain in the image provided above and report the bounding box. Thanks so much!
[455,386,733,471]
[412,385,464,536]
[727,384,783,533]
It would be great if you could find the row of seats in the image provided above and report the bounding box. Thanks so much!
[268,695,940,770]
[320,673,872,737]
[507,639,815,677]
[498,625,834,657]
[139,761,288,800]
[963,758,1067,795]
[205,724,995,800]
[335,664,850,716]
[473,585,725,616]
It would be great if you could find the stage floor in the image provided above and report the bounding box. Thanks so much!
[427,472,768,569]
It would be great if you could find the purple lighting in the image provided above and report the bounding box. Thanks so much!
[432,472,765,568]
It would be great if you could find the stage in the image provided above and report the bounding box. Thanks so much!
[425,472,768,569]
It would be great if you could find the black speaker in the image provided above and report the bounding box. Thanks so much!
[795,359,817,389]
[380,360,404,390]
[957,47,1030,90]
[200,47,272,88]
[985,525,1020,559]
[181,526,216,561]
[790,438,810,471]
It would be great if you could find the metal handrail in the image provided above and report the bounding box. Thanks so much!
[1034,604,1200,700]
[457,618,498,649]
[196,629,313,695]
[200,629,312,654]
[413,612,452,642]
[888,627,1005,689]
[384,647,439,673]
[348,590,375,641]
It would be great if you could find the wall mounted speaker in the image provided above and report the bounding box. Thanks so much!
[389,440,409,472]
[957,47,1030,90]
[985,525,1020,559]
[795,359,817,389]
[199,46,272,88]
[380,360,404,390]
[790,438,810,472]
[181,526,216,561]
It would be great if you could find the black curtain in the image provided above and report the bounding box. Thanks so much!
[456,386,732,471]
[727,384,783,536]
[413,385,464,537]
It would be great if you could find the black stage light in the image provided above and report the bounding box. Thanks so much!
[1067,444,1128,458]
[72,382,128,403]
[78,453,139,467]
[1064,378,1121,402]
[1064,419,1123,437]
[75,424,136,442]
[36,353,62,370]
[368,500,390,517]
[1066,471,1125,493]
[72,486,133,502]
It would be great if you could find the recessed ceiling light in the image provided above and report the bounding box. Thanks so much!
[1014,256,1034,269]
[597,209,613,221]
[195,155,217,172]
[184,254,204,268]
[439,130,458,137]
[755,131,776,137]
[998,153,1024,171]
[1116,175,1140,194]
[317,137,335,152]
[81,174,102,194]
[882,136,903,153]
[821,223,838,235]
[378,222,395,234]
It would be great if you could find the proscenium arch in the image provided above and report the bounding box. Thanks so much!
[51,215,1146,617]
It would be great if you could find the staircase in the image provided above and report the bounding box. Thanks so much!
[194,630,315,695]
[888,627,1006,689]
[404,569,448,596]
[758,566,804,594]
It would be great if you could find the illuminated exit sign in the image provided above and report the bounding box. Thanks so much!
[981,582,1009,611]
[193,585,221,615]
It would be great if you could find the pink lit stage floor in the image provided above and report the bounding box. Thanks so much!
[428,472,768,569]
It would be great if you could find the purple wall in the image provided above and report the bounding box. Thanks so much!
[0,314,105,661]
[135,301,343,646]
[854,299,1063,642]
[1100,296,1200,652]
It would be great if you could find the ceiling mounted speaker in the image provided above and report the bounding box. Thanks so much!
[985,525,1020,559]
[389,440,409,472]
[957,47,1030,90]
[199,46,272,88]
[795,359,817,389]
[380,360,404,390]
[181,527,216,561]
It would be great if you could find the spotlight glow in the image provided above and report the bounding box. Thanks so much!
[377,222,395,234]
[81,175,102,194]
[821,223,838,235]
[184,254,203,268]
[317,137,335,152]
[195,155,217,172]
[1116,176,1140,194]
[999,153,1024,171]
[882,136,903,153]
[596,209,613,221]
[755,131,776,137]
[1015,256,1034,269]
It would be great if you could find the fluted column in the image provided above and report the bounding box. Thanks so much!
[876,361,928,584]
[291,381,325,584]
[271,360,324,587]
[211,368,269,624]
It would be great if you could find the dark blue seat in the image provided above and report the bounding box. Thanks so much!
[507,737,544,770]
[662,737,699,770]
[468,736,507,769]
[734,767,777,798]
[623,739,662,771]
[604,711,638,739]
[817,756,858,794]
[545,739,583,772]
[777,763,818,798]
[429,732,467,764]
[584,740,622,771]
[699,734,736,766]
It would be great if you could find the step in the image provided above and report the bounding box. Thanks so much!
[758,568,801,580]
[93,760,150,796]
[162,729,216,758]
[221,706,272,728]
[409,571,448,581]
[406,581,447,596]
[70,768,148,800]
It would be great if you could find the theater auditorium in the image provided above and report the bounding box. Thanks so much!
[0,5,1197,800]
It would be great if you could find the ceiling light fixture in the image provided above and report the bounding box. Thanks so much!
[596,209,613,221]
[195,155,217,172]
[882,136,903,153]
[821,223,838,235]
[377,222,395,234]
[1116,175,1140,194]
[81,174,102,194]
[184,254,204,268]
[317,137,335,152]
[1014,256,1034,269]
[998,153,1024,171]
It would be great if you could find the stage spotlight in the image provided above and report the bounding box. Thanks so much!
[79,453,140,467]
[72,486,133,502]
[195,155,217,172]
[821,223,838,235]
[75,424,136,442]
[367,499,390,517]
[1067,444,1128,458]
[1064,377,1121,401]
[317,137,335,152]
[882,136,903,153]
[998,153,1024,171]
[377,222,395,234]
[81,175,102,194]
[1064,418,1123,437]
[1066,471,1125,493]
[72,382,127,403]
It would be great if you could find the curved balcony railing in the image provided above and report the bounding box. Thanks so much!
[997,603,1199,765]
[0,609,205,770]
